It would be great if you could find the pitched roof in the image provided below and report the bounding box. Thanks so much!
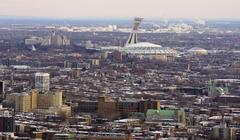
[146,109,177,117]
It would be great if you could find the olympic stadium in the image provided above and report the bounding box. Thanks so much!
[99,17,177,61]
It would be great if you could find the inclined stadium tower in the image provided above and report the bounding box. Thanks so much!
[120,17,177,60]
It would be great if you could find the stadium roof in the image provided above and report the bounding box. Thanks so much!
[121,42,176,55]
[125,42,162,48]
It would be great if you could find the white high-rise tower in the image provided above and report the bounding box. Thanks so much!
[126,17,143,45]
[35,72,50,92]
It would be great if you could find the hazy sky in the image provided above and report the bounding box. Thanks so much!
[0,0,240,19]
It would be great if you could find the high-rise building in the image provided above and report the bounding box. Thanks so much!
[91,59,100,66]
[15,93,31,112]
[35,72,50,92]
[37,91,62,109]
[0,111,15,132]
[210,121,237,140]
[0,81,5,100]
[64,61,72,68]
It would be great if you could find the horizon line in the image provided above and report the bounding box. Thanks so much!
[1,15,240,21]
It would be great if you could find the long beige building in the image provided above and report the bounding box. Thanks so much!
[6,90,63,112]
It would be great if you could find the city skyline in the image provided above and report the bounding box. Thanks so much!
[1,3,240,139]
[0,0,240,19]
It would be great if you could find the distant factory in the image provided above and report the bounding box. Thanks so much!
[41,31,70,47]
[24,31,70,47]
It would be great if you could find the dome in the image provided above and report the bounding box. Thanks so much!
[121,42,176,55]
[125,42,162,48]
[187,47,208,54]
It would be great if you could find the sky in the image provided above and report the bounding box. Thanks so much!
[0,0,240,19]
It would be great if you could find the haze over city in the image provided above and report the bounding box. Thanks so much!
[0,0,240,19]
